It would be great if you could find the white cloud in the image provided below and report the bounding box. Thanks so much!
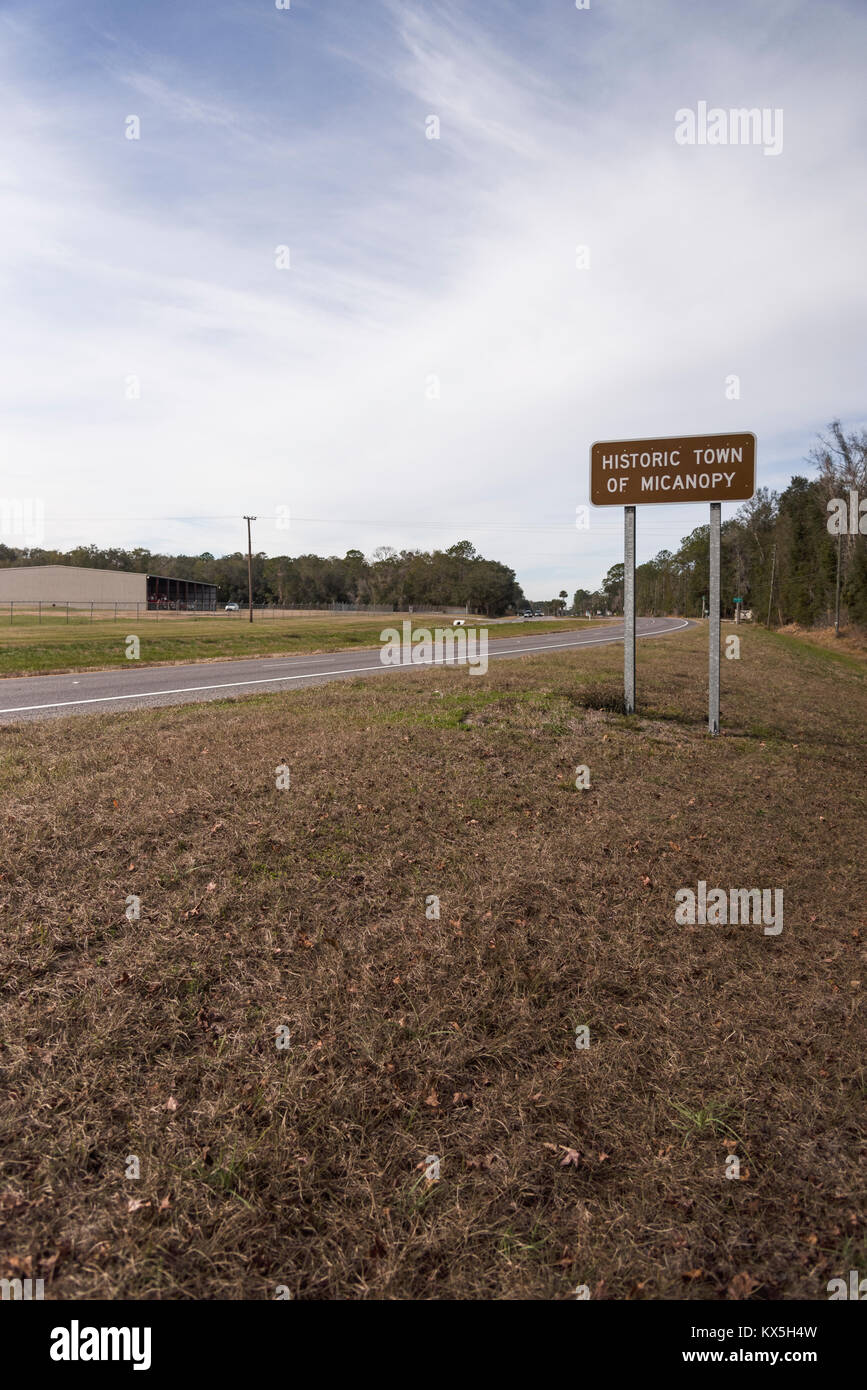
[1,0,864,592]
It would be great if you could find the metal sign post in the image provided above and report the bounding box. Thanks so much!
[624,505,636,713]
[708,502,721,735]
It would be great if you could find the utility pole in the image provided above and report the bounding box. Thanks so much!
[834,529,842,636]
[766,543,777,629]
[244,515,256,623]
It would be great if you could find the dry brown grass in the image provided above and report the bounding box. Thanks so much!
[775,622,867,662]
[0,623,864,1300]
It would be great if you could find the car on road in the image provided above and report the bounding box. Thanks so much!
[225,602,240,611]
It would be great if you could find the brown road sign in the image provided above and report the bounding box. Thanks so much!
[590,432,756,506]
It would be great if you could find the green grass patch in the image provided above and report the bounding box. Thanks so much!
[0,615,603,677]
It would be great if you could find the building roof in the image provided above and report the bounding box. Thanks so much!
[0,564,214,585]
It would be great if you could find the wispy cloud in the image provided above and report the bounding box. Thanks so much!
[1,0,864,589]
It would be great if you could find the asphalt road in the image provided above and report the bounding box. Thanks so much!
[0,616,691,723]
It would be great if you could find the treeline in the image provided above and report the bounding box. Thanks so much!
[0,538,525,616]
[576,422,867,626]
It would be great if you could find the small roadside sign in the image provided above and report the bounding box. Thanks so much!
[590,432,755,506]
[588,430,758,736]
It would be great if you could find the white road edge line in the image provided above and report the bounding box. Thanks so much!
[0,620,690,715]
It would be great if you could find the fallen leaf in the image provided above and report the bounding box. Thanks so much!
[165,1096,178,1112]
[728,1271,758,1299]
[39,1247,69,1277]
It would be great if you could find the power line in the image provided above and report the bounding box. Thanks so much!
[39,512,703,534]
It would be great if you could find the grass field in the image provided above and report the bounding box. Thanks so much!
[776,622,867,666]
[0,623,864,1300]
[0,613,604,678]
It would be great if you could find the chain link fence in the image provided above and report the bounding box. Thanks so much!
[1,601,472,625]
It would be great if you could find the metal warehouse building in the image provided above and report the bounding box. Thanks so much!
[0,565,217,611]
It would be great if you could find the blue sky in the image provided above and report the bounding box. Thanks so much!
[1,0,865,596]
